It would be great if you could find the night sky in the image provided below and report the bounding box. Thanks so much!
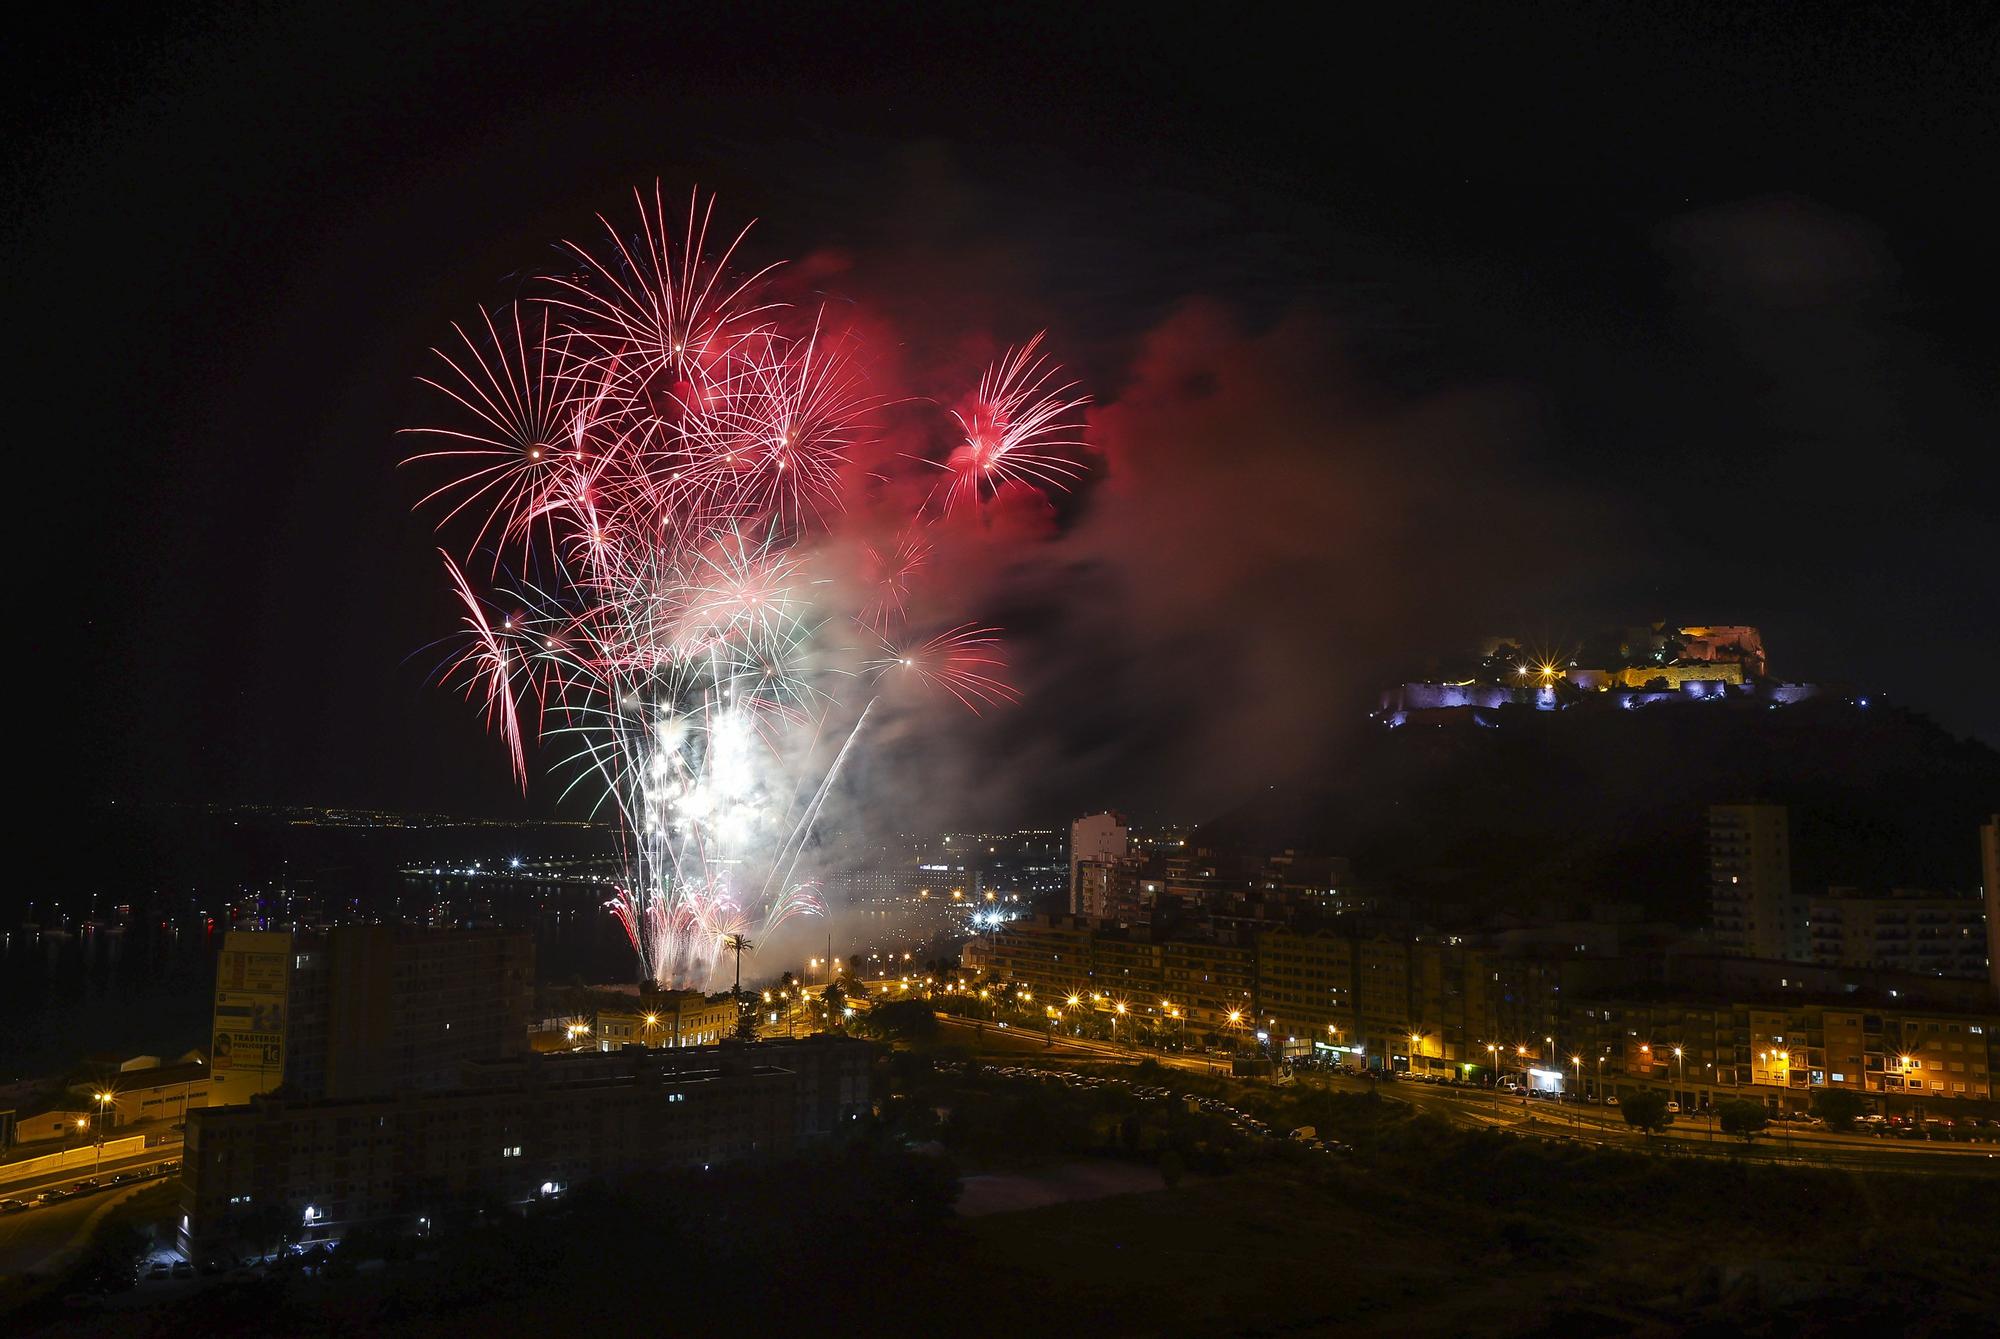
[18,6,1998,828]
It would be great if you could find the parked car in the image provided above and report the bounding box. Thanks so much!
[1604,1094,1619,1106]
[170,1261,194,1279]
[0,1199,27,1215]
[147,1263,171,1281]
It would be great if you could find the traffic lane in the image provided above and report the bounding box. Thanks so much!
[1382,1080,2000,1156]
[1345,1077,2000,1168]
[932,1012,1218,1072]
[0,1146,182,1200]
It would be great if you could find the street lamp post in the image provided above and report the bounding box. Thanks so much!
[92,1092,113,1175]
[1782,1052,1796,1156]
[1570,1057,1582,1127]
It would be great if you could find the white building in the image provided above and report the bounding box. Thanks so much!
[1068,812,1129,914]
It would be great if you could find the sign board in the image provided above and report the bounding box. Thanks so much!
[212,932,292,1093]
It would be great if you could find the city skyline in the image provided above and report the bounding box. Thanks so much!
[8,8,2000,1333]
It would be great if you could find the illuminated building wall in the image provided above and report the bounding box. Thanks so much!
[1569,1000,1995,1111]
[593,990,739,1050]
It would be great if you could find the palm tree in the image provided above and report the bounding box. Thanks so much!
[724,933,753,999]
[723,934,757,1041]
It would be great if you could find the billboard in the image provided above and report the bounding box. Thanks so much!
[212,931,291,1094]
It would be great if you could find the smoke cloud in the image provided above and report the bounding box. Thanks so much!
[821,298,1623,833]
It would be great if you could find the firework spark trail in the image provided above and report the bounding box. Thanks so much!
[408,187,1081,988]
[933,330,1091,516]
[857,526,933,634]
[864,624,1022,714]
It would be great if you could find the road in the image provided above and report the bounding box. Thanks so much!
[0,1144,182,1202]
[926,1012,2000,1173]
[1360,1075,2000,1162]
[932,1011,1224,1072]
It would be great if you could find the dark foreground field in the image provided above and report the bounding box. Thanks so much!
[14,1052,1997,1337]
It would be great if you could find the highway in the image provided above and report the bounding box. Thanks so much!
[1350,1075,2000,1171]
[0,1144,183,1203]
[929,1010,1224,1071]
[923,1010,2000,1174]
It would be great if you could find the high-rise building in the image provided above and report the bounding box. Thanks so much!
[1076,856,1148,921]
[1983,814,1999,1005]
[1708,804,1806,961]
[1068,812,1128,914]
[209,926,535,1106]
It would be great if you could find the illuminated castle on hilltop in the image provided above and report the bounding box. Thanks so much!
[1379,623,1827,727]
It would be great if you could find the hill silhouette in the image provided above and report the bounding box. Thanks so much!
[1194,700,1998,924]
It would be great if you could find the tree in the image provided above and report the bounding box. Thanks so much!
[1813,1088,1868,1132]
[723,933,752,999]
[237,1201,297,1261]
[1718,1099,1769,1143]
[856,998,938,1043]
[1620,1090,1673,1135]
[733,1003,759,1042]
[823,980,847,1025]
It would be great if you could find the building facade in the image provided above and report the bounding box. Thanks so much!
[1808,889,1988,980]
[209,926,535,1106]
[593,990,740,1050]
[1983,814,1999,1005]
[1068,812,1129,914]
[1569,998,1996,1113]
[1708,803,1807,961]
[964,914,1998,1112]
[178,1036,870,1256]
